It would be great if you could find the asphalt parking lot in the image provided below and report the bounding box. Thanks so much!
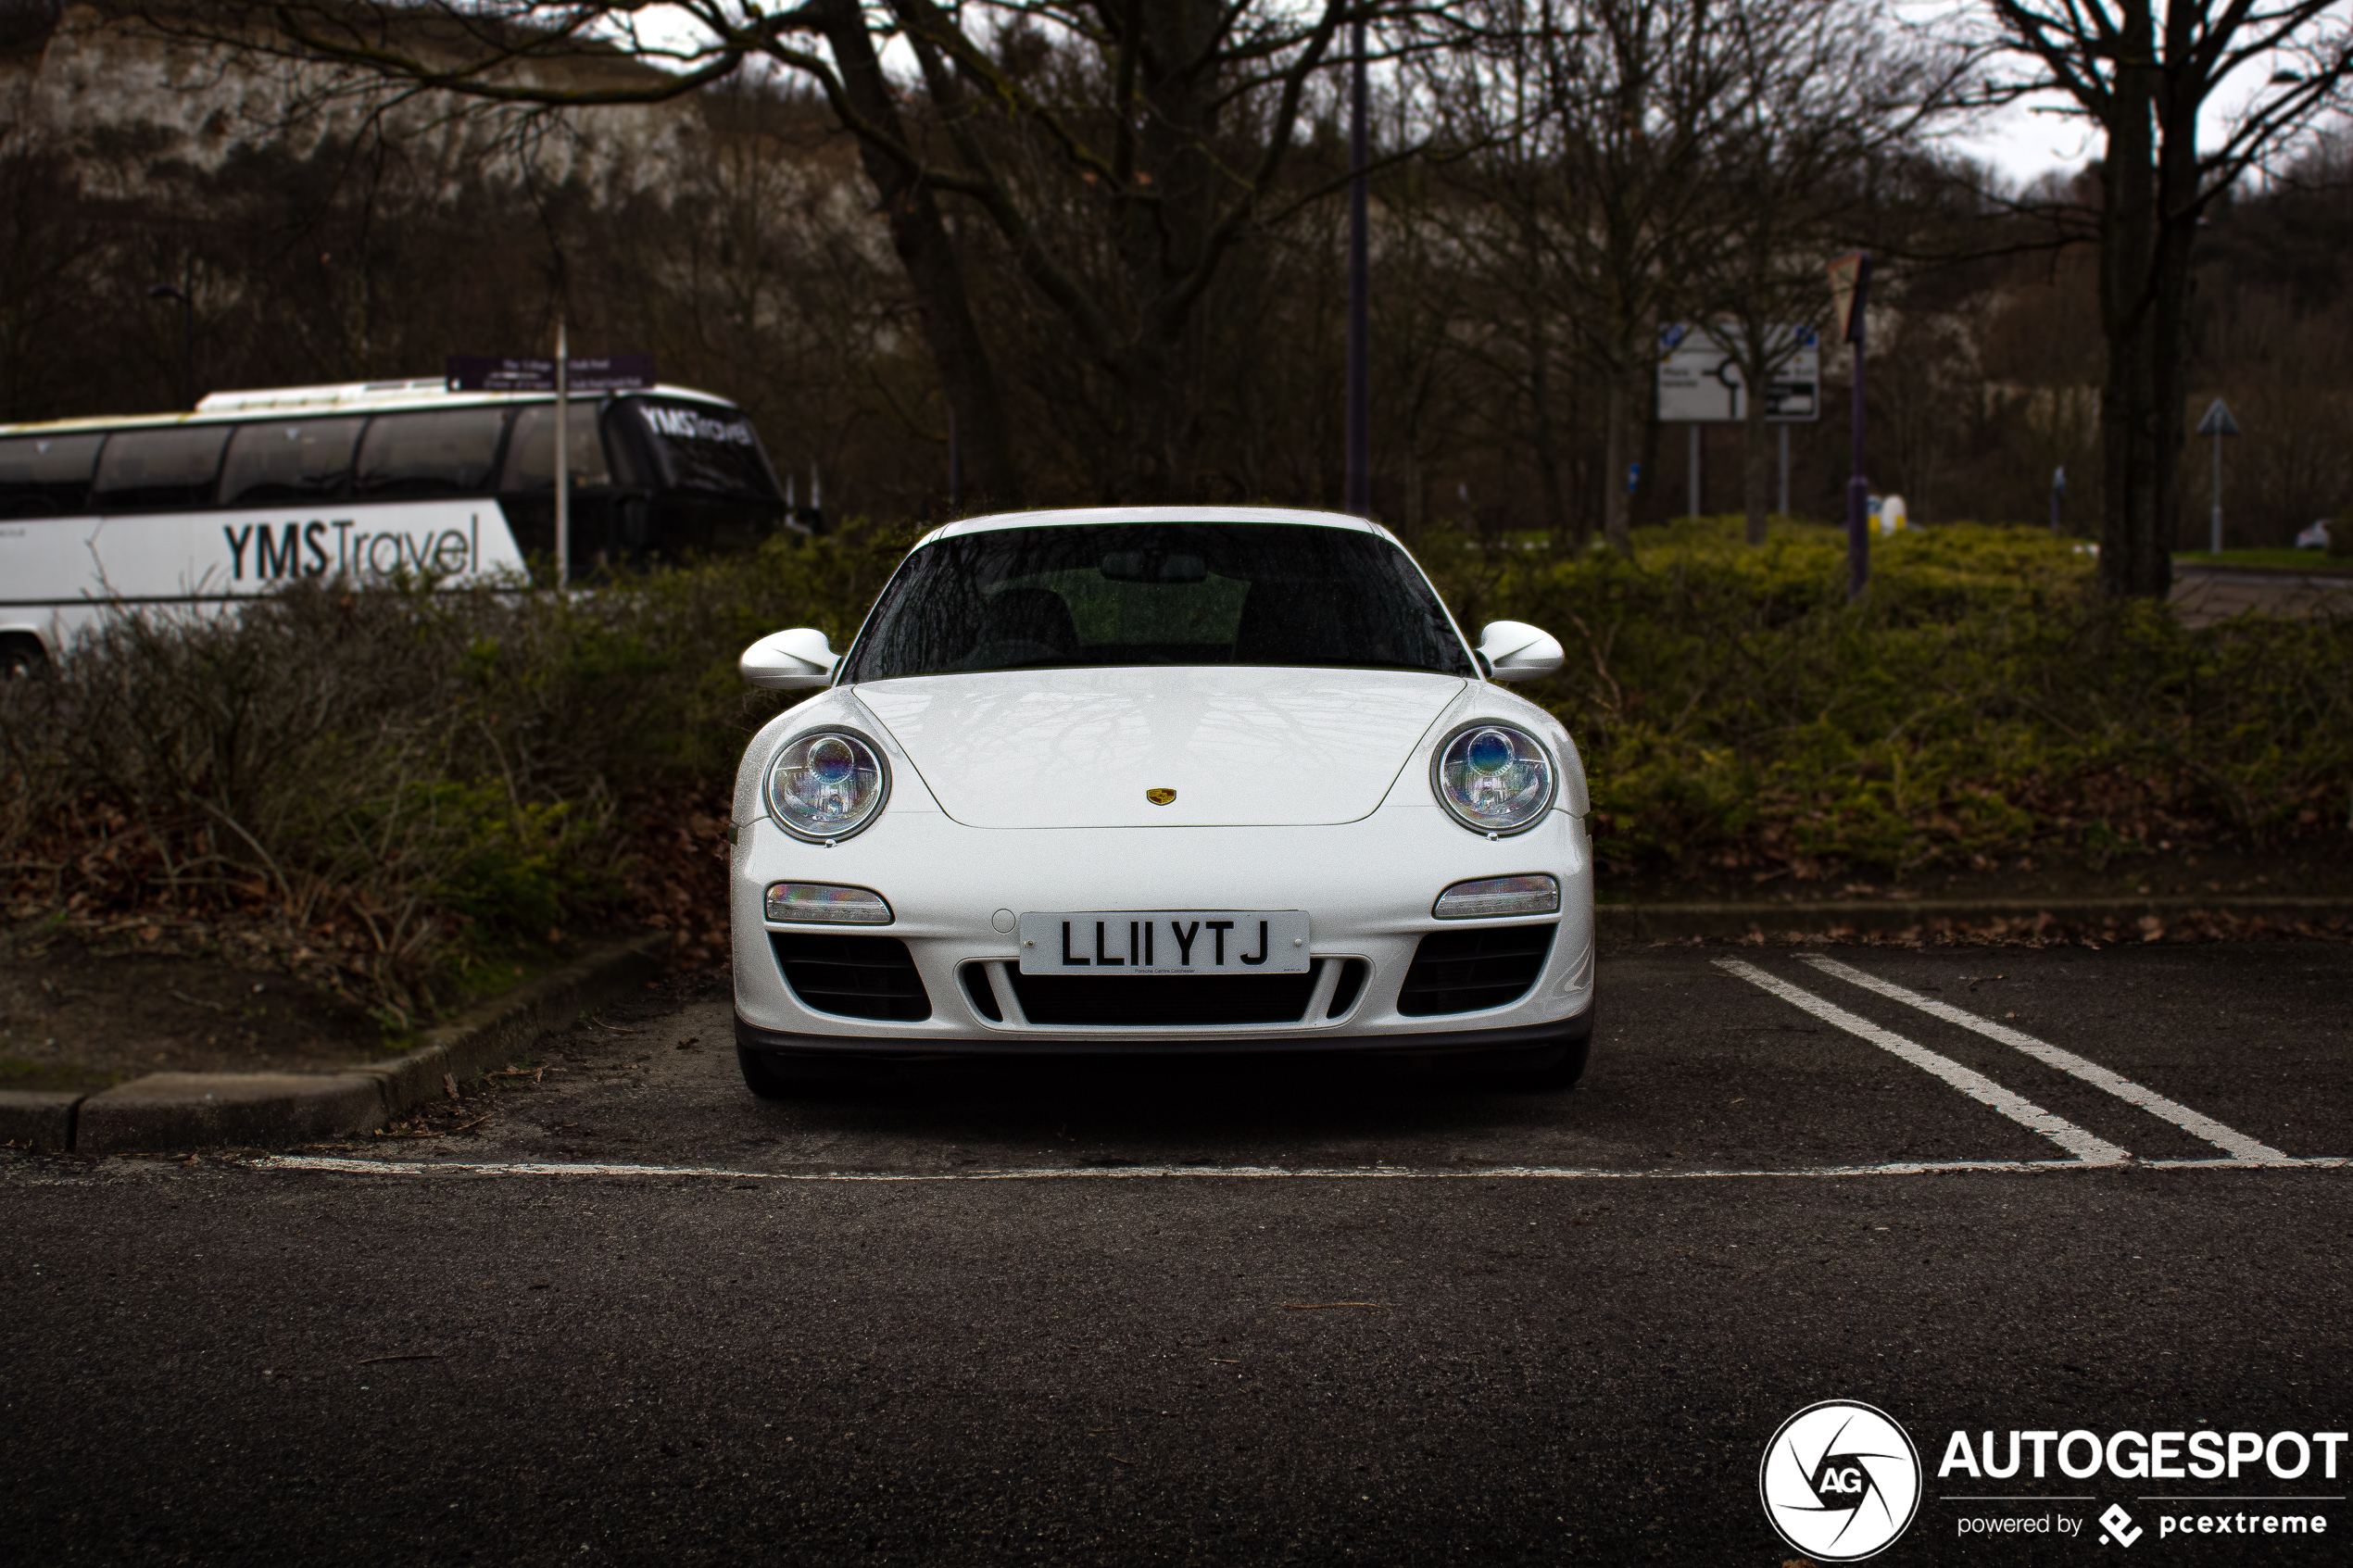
[5,939,2349,1565]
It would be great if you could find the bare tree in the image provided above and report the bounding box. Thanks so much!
[1693,0,1969,545]
[1423,0,1830,555]
[131,1,1429,505]
[1980,0,2353,596]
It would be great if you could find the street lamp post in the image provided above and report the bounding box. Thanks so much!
[554,319,570,589]
[145,266,195,409]
[1344,15,1370,518]
[1829,253,1872,601]
[2196,398,2240,555]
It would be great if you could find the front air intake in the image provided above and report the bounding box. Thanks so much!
[772,934,931,1022]
[1397,924,1554,1016]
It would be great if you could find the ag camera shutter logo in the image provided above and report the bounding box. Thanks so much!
[1759,1399,1923,1561]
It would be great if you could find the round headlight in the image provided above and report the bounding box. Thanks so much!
[766,729,889,841]
[1431,721,1555,834]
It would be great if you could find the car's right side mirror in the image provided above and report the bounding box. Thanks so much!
[740,628,838,689]
[1476,621,1565,681]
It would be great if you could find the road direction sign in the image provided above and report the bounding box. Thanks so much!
[446,355,655,394]
[1656,324,1819,422]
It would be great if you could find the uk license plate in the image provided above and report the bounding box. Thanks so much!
[1016,911,1311,974]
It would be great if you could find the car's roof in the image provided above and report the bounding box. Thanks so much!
[918,506,1399,546]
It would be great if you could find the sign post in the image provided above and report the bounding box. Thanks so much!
[1343,15,1369,517]
[1829,253,1872,600]
[2196,397,2241,555]
[2051,465,2065,534]
[1655,322,1820,523]
[445,351,655,588]
[554,321,570,588]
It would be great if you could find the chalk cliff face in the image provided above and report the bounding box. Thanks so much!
[0,5,713,201]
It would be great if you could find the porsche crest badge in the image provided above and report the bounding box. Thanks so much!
[1145,788,1176,806]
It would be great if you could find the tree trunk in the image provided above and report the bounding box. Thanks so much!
[809,0,1020,508]
[2096,26,2161,600]
[1529,297,1569,548]
[1114,336,1193,503]
[1603,361,1635,555]
[2146,22,2205,596]
[1742,347,1770,545]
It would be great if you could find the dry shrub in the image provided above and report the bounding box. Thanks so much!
[0,522,912,1026]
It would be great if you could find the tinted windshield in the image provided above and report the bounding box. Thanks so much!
[841,523,1473,682]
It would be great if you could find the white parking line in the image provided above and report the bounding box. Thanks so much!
[1797,955,2293,1164]
[1713,958,2131,1165]
[247,1154,2347,1183]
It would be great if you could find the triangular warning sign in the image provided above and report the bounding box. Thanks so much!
[2196,398,2240,437]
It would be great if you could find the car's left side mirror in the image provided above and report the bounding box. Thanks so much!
[741,628,838,689]
[1475,621,1565,681]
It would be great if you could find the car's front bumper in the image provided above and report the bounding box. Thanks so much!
[730,800,1595,1057]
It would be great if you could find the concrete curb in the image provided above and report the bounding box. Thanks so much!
[74,1073,387,1156]
[1597,894,2353,941]
[31,932,670,1155]
[0,1089,83,1152]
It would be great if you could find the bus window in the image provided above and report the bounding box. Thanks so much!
[219,418,363,505]
[91,426,233,510]
[623,400,780,498]
[499,403,612,493]
[0,432,105,518]
[353,408,509,497]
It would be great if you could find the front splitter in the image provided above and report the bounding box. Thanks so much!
[734,1003,1592,1061]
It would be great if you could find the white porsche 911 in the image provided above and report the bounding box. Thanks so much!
[727,506,1594,1094]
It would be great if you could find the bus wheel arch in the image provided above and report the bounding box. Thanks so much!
[1,632,51,676]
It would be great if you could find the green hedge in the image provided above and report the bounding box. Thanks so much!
[1420,518,2352,877]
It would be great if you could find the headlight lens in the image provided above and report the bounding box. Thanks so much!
[1431,722,1555,834]
[766,729,888,841]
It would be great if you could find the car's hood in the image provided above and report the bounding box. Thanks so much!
[854,668,1468,828]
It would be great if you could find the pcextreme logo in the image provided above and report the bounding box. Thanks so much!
[1759,1399,1924,1562]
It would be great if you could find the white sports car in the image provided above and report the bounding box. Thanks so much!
[727,507,1594,1093]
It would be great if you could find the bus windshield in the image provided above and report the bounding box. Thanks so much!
[625,400,780,499]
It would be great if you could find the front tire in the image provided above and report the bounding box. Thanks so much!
[736,1045,883,1098]
[1464,1013,1592,1090]
[1488,1035,1590,1090]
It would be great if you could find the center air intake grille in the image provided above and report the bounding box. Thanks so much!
[773,934,931,1022]
[1397,924,1554,1016]
[1008,967,1320,1026]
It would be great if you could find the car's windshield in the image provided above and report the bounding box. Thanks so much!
[839,523,1474,682]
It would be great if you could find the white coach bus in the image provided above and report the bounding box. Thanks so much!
[0,377,788,669]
